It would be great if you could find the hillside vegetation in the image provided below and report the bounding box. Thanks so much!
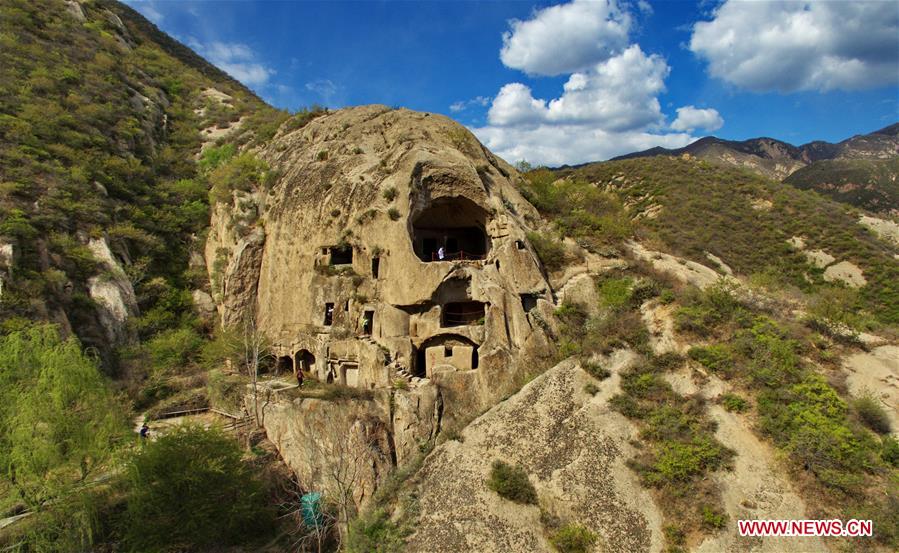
[785,158,899,215]
[0,0,284,364]
[515,160,899,549]
[554,157,899,326]
[0,1,297,549]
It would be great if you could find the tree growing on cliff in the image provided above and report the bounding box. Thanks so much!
[304,417,381,546]
[239,317,274,428]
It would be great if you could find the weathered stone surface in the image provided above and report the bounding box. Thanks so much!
[406,353,664,553]
[86,237,137,345]
[259,384,443,511]
[208,105,557,428]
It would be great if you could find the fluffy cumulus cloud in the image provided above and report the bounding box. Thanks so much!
[671,106,723,132]
[690,0,899,92]
[187,39,276,86]
[500,0,631,76]
[473,0,716,166]
[488,45,669,131]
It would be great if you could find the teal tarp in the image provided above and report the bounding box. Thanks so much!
[301,492,323,527]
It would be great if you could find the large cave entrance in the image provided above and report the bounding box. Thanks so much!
[411,197,489,262]
[441,301,486,327]
[294,349,316,373]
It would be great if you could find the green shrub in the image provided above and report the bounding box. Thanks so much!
[581,360,611,380]
[583,383,600,395]
[487,460,537,504]
[853,394,891,434]
[0,326,126,505]
[527,231,566,272]
[208,152,272,204]
[345,507,406,553]
[659,289,676,304]
[316,150,329,161]
[145,326,204,374]
[387,207,401,221]
[198,143,235,172]
[597,277,633,310]
[645,437,731,486]
[382,186,397,201]
[882,436,899,467]
[122,425,273,551]
[688,344,735,377]
[550,523,597,553]
[720,393,749,413]
[758,375,872,482]
[700,505,728,529]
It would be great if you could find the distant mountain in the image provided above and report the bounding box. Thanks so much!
[611,124,899,214]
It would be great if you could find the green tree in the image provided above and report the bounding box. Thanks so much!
[0,325,125,505]
[122,425,273,551]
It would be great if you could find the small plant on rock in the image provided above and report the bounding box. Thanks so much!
[487,460,537,504]
[550,523,597,553]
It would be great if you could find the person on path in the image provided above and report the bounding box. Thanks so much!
[437,246,445,260]
[139,423,150,440]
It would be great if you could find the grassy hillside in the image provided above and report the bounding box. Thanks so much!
[515,160,899,548]
[0,2,297,548]
[784,158,899,215]
[0,0,285,363]
[553,157,899,326]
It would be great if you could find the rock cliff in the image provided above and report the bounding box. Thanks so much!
[208,105,559,504]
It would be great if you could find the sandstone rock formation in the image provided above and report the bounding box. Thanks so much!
[406,354,665,553]
[207,105,558,504]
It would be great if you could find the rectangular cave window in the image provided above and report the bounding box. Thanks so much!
[329,245,353,265]
[371,256,380,278]
[345,300,350,311]
[324,302,334,326]
[441,301,486,327]
[444,346,452,357]
[521,294,538,313]
[515,240,525,250]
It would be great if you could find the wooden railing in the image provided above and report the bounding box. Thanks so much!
[430,250,485,261]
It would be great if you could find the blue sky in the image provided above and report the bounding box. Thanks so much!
[125,0,899,165]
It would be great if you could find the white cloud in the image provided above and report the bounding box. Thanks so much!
[473,124,694,167]
[449,96,491,113]
[474,0,725,166]
[690,0,899,92]
[488,45,668,131]
[187,38,276,87]
[305,79,339,98]
[500,0,631,76]
[671,105,723,132]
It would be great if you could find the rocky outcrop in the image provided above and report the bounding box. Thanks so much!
[86,237,138,346]
[258,384,442,511]
[207,105,557,424]
[406,354,664,553]
[208,106,559,508]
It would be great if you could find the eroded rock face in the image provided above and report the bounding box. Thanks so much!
[86,237,138,346]
[406,354,664,553]
[208,105,558,503]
